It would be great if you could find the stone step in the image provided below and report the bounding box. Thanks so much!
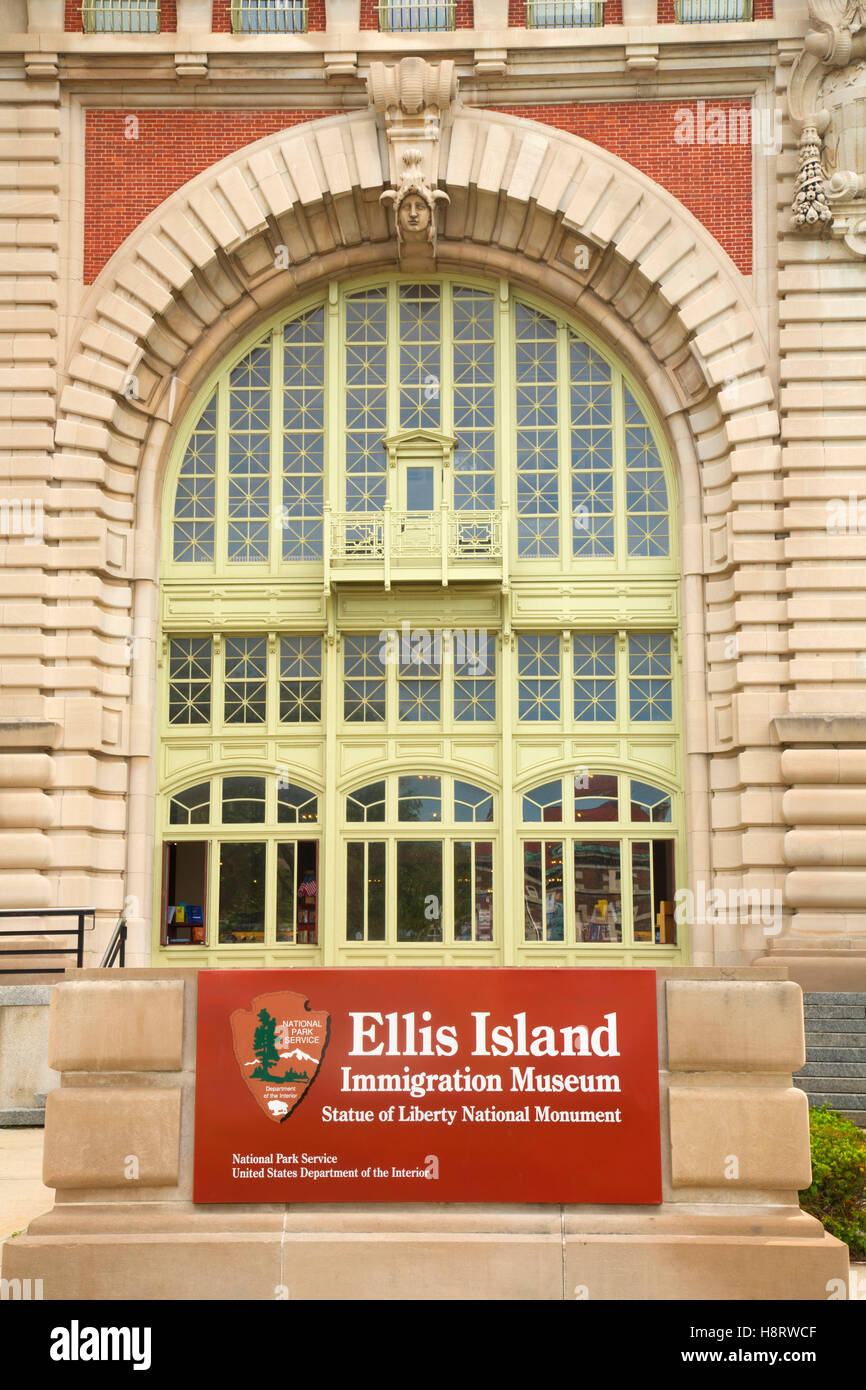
[800,1090,866,1112]
[804,1018,866,1035]
[804,992,866,1007]
[806,1046,866,1063]
[797,1061,866,1078]
[803,1030,866,1048]
[804,1002,866,1019]
[795,1075,866,1094]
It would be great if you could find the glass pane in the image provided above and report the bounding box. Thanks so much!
[628,634,673,721]
[221,776,266,823]
[574,840,622,943]
[169,781,210,825]
[279,636,321,722]
[224,636,267,724]
[168,637,212,724]
[346,842,386,941]
[570,339,614,557]
[218,842,265,943]
[346,781,386,823]
[345,290,387,513]
[517,634,560,721]
[173,394,216,563]
[452,287,495,512]
[523,840,564,941]
[406,466,435,512]
[631,780,673,823]
[454,781,494,823]
[454,840,494,942]
[397,841,442,942]
[277,782,318,824]
[281,308,324,559]
[398,774,442,822]
[574,773,618,823]
[515,302,560,559]
[163,841,207,945]
[522,779,563,823]
[573,634,616,722]
[276,840,318,945]
[275,841,295,943]
[625,387,670,559]
[453,631,496,722]
[399,285,441,430]
[631,841,653,943]
[343,635,386,722]
[227,342,270,563]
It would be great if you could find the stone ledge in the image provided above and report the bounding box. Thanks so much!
[774,714,866,746]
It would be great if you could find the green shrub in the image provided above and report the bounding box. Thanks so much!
[799,1105,866,1259]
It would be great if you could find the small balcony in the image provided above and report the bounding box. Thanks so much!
[326,505,505,588]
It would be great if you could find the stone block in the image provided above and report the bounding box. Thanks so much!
[666,979,805,1071]
[48,979,184,1072]
[669,1085,811,1189]
[42,1086,182,1189]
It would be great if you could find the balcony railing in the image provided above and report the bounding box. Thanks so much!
[526,0,603,26]
[328,508,504,587]
[231,0,308,30]
[674,0,751,19]
[81,0,160,30]
[377,0,456,30]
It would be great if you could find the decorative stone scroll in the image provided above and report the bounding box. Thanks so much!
[367,57,458,260]
[788,0,866,253]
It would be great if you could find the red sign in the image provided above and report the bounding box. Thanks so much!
[193,968,662,1204]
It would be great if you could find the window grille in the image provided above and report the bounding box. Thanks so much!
[526,0,603,27]
[231,0,308,30]
[674,0,751,20]
[81,0,160,30]
[377,0,455,30]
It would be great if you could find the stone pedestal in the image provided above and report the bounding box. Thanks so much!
[1,967,849,1300]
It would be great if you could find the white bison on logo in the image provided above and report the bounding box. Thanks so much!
[267,1099,289,1118]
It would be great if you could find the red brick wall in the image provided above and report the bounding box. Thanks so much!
[84,99,752,282]
[84,109,336,282]
[489,100,752,273]
[66,0,176,28]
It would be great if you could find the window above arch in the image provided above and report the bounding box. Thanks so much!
[165,277,676,580]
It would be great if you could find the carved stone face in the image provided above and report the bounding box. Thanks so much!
[399,193,431,237]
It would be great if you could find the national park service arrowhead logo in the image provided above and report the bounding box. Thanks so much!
[230,991,330,1123]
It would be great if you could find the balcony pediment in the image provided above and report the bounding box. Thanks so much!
[383,429,457,470]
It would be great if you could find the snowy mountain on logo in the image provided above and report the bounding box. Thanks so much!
[279,1047,317,1062]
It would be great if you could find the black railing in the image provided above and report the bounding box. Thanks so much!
[0,909,95,974]
[100,915,127,968]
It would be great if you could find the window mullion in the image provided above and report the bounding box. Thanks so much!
[264,839,277,948]
[270,326,281,576]
[557,321,570,571]
[613,366,627,569]
[216,378,229,571]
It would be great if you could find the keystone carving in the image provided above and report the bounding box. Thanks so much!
[367,57,458,260]
[788,0,866,254]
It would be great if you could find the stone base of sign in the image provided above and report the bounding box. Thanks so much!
[0,967,850,1301]
[5,1203,844,1301]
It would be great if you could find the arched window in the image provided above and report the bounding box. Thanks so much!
[343,775,496,946]
[161,774,320,951]
[156,275,682,967]
[520,774,679,948]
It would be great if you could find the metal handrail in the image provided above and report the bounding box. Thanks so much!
[100,915,127,968]
[0,909,95,974]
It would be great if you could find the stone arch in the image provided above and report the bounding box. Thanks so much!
[57,104,781,966]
